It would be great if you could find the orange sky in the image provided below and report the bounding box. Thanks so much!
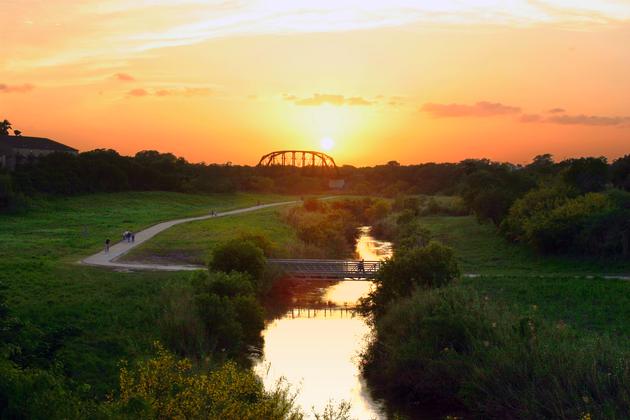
[1,1,629,166]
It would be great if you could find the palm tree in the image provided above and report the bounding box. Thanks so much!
[0,119,11,135]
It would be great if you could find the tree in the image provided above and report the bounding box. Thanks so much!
[561,157,608,193]
[360,242,460,318]
[611,155,630,191]
[209,240,266,281]
[0,120,11,135]
[13,130,21,137]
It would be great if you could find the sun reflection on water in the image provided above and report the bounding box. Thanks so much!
[255,227,392,419]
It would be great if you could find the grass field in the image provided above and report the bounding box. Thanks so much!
[120,207,299,265]
[417,215,630,336]
[420,215,630,276]
[0,191,294,396]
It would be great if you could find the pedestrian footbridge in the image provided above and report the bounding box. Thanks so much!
[268,259,382,280]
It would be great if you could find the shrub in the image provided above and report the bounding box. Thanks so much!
[236,233,276,257]
[160,271,265,361]
[281,203,361,259]
[611,155,630,191]
[210,239,266,281]
[395,220,431,250]
[112,344,302,420]
[360,242,459,318]
[500,185,570,242]
[362,286,630,419]
[303,198,321,212]
[364,200,390,223]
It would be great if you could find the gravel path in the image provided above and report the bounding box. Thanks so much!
[81,200,298,271]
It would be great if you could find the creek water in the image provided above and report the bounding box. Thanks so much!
[254,227,393,419]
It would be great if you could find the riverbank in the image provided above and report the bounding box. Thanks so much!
[359,200,630,418]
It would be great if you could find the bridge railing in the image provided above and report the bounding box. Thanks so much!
[268,259,382,279]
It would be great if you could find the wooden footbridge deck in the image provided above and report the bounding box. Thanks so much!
[268,259,382,280]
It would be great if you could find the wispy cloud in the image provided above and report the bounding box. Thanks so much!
[127,88,148,97]
[5,1,630,71]
[547,114,630,126]
[421,101,521,117]
[0,83,34,93]
[520,114,542,123]
[548,107,565,113]
[128,87,213,97]
[285,93,373,106]
[114,72,135,81]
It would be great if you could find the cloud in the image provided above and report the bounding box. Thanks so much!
[520,114,542,123]
[387,95,407,107]
[295,94,345,106]
[548,107,565,113]
[546,114,630,126]
[5,1,630,74]
[286,93,373,106]
[114,73,135,81]
[421,101,521,117]
[0,83,34,93]
[346,96,372,106]
[128,88,148,97]
[128,87,213,98]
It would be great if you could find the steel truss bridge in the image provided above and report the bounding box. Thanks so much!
[257,150,338,170]
[268,259,381,280]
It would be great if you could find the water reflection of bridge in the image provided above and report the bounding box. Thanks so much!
[286,306,359,319]
[268,259,381,280]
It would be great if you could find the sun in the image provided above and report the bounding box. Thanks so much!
[320,137,335,151]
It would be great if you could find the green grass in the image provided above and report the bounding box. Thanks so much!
[0,191,294,396]
[420,215,630,276]
[464,276,630,335]
[121,207,299,265]
[417,214,630,336]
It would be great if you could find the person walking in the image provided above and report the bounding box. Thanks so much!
[105,238,110,253]
[131,232,135,243]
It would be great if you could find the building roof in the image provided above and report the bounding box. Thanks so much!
[0,135,77,153]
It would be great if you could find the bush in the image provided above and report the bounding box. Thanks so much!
[362,286,630,419]
[611,155,630,191]
[112,344,302,420]
[303,197,321,212]
[210,240,266,281]
[159,271,265,361]
[0,174,29,213]
[360,242,459,318]
[282,203,361,259]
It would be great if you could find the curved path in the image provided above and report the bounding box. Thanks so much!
[81,200,299,271]
[81,199,630,280]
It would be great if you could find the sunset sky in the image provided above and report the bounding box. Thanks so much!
[1,1,629,166]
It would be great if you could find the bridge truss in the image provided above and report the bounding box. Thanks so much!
[257,150,338,170]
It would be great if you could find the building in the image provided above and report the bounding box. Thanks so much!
[0,135,78,171]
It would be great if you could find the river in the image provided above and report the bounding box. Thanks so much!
[254,227,392,419]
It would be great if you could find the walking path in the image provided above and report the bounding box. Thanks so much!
[81,200,299,271]
[81,199,630,280]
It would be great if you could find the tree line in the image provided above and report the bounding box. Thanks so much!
[2,146,629,258]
